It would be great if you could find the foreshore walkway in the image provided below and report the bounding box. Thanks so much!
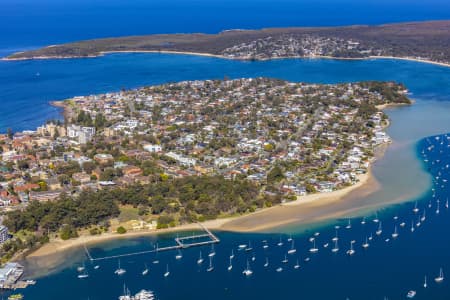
[84,223,219,262]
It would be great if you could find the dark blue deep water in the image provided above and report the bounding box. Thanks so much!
[1,0,450,299]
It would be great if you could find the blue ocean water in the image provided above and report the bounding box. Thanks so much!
[2,0,450,57]
[1,54,450,133]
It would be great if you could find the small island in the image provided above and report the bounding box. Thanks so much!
[4,20,450,66]
[0,78,411,263]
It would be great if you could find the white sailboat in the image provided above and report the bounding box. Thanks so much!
[276,267,283,272]
[206,256,214,272]
[346,240,355,256]
[309,239,319,253]
[242,260,253,276]
[423,275,427,288]
[331,239,339,253]
[77,264,85,273]
[142,264,149,276]
[208,244,216,257]
[410,221,415,233]
[227,257,233,271]
[229,249,235,260]
[287,240,296,254]
[277,236,283,247]
[153,244,160,264]
[345,219,352,229]
[332,228,339,242]
[245,241,253,252]
[238,244,247,250]
[175,249,183,260]
[287,234,293,242]
[361,217,366,225]
[197,251,204,264]
[282,254,288,263]
[263,257,269,267]
[421,210,426,222]
[373,212,379,223]
[435,267,444,283]
[114,260,126,276]
[436,200,440,214]
[164,264,170,277]
[406,290,416,299]
[392,226,399,238]
[413,201,419,213]
[263,240,269,249]
[294,259,300,269]
[362,237,369,249]
[446,198,449,209]
[376,221,383,235]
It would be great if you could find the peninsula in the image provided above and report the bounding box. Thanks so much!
[0,78,411,262]
[4,21,450,66]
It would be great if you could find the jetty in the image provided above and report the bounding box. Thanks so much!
[84,223,219,262]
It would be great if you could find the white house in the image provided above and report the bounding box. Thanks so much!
[143,144,162,153]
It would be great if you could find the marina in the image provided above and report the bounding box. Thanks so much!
[84,223,220,262]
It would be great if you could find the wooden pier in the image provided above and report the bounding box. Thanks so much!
[84,223,219,262]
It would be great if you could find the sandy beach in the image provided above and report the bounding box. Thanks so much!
[27,164,379,261]
[22,166,381,276]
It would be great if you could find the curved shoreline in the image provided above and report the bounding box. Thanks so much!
[24,79,407,261]
[27,162,378,259]
[2,50,450,69]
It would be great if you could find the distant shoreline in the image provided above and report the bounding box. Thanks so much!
[3,50,450,69]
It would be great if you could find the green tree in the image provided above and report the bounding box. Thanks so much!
[59,225,78,240]
[116,226,127,234]
[267,165,284,183]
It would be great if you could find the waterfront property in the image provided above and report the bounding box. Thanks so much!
[0,262,23,289]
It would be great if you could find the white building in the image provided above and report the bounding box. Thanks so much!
[0,226,9,244]
[166,152,197,167]
[67,125,96,144]
[143,144,162,153]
